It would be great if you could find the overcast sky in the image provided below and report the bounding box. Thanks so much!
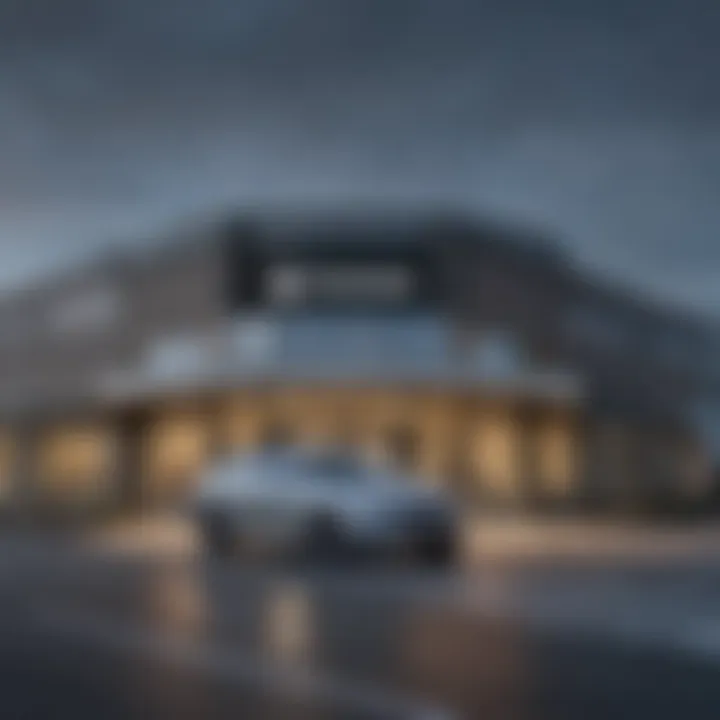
[0,0,719,313]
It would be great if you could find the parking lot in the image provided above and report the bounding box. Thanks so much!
[4,519,720,719]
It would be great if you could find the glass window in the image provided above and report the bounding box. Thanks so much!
[471,328,523,375]
[146,335,208,378]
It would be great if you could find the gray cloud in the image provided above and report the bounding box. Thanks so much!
[0,0,719,313]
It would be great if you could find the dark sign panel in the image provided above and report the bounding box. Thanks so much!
[264,262,417,308]
[224,226,440,313]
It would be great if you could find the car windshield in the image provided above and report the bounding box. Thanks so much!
[208,449,297,482]
[302,450,369,484]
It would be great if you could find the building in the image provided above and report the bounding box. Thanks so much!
[0,210,712,518]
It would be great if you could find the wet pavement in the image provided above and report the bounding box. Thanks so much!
[3,540,720,719]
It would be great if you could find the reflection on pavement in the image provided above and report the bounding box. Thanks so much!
[264,579,315,668]
[119,563,210,718]
[144,563,210,641]
[15,547,720,720]
[401,604,530,718]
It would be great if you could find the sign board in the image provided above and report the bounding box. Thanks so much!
[265,263,416,308]
[225,239,439,312]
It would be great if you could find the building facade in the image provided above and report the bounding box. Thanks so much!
[0,211,712,518]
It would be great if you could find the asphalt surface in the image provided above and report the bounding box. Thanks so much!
[3,538,720,719]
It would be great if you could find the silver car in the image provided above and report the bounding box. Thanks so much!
[193,446,458,566]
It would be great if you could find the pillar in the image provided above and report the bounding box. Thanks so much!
[0,428,14,510]
[8,422,40,517]
[116,409,151,512]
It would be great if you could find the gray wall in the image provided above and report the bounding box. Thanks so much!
[0,237,226,412]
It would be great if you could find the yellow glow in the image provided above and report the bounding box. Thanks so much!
[471,410,520,498]
[39,425,115,498]
[264,580,314,667]
[145,413,208,496]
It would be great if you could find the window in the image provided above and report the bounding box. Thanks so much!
[471,329,523,375]
[232,318,279,364]
[145,335,208,379]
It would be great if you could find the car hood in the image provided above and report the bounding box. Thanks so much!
[358,473,454,509]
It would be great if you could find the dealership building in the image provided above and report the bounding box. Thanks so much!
[0,210,714,516]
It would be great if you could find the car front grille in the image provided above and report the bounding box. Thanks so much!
[399,504,453,534]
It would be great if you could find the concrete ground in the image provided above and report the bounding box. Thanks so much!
[7,523,720,719]
[81,512,720,565]
[468,515,720,564]
[7,512,720,719]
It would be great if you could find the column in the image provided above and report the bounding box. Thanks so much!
[0,428,15,510]
[9,422,40,518]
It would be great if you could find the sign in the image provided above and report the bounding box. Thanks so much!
[264,263,416,308]
[224,237,439,312]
